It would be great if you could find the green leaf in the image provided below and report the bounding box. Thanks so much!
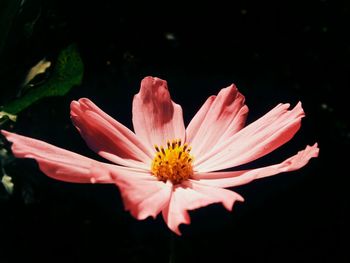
[2,44,84,115]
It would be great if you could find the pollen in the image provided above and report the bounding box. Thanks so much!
[151,139,194,184]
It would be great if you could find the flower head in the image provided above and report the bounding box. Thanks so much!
[1,76,319,235]
[151,139,194,184]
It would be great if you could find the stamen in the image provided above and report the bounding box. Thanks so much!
[161,147,166,155]
[151,138,194,184]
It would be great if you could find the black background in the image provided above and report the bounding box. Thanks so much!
[0,0,349,262]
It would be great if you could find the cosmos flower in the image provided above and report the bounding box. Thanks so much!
[1,76,319,235]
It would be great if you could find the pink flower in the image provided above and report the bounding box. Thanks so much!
[1,76,319,235]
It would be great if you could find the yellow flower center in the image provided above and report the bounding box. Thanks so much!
[151,139,194,184]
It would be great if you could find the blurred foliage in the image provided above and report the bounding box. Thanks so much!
[21,58,51,89]
[1,44,83,115]
[0,147,13,197]
[0,112,17,124]
[0,0,84,200]
[1,174,14,195]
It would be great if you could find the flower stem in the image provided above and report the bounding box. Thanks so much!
[169,233,177,263]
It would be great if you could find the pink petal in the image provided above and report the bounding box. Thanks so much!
[162,181,244,235]
[2,130,171,220]
[1,130,121,183]
[195,102,305,172]
[71,98,152,169]
[109,170,172,220]
[186,84,248,157]
[192,143,319,188]
[132,76,186,149]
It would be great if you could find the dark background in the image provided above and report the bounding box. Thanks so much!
[0,0,349,262]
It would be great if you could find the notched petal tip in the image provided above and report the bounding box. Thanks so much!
[78,97,93,104]
[70,98,95,113]
[136,77,170,108]
[279,143,319,173]
[294,101,305,118]
[224,83,238,93]
[140,76,169,95]
[133,76,186,147]
[306,143,319,155]
[70,101,81,117]
[186,83,249,158]
[236,193,245,203]
[303,143,320,159]
[141,76,167,85]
